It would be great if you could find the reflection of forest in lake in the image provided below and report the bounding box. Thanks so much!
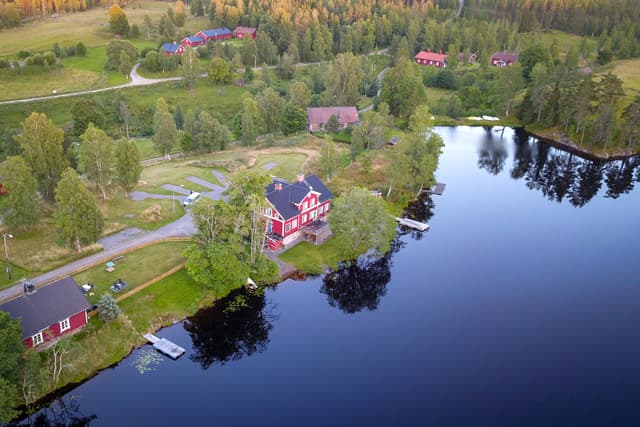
[478,127,640,207]
[183,289,276,369]
[10,397,96,427]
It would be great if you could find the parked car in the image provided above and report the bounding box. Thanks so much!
[183,192,201,207]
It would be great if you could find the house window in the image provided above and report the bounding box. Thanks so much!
[310,198,315,207]
[60,318,70,332]
[285,223,291,233]
[265,208,272,216]
[324,204,330,213]
[292,219,298,229]
[311,210,317,220]
[32,332,43,346]
[302,214,307,224]
[303,201,308,210]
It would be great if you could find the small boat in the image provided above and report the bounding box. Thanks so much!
[396,217,430,231]
[247,277,257,290]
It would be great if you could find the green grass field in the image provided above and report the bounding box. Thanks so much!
[609,59,640,102]
[72,240,189,304]
[279,239,343,274]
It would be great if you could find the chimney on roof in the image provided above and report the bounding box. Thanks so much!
[296,173,305,183]
[275,183,282,191]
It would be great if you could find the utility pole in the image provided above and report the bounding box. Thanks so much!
[2,233,13,280]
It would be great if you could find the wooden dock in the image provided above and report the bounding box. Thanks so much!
[427,183,446,195]
[144,333,186,360]
[396,217,430,231]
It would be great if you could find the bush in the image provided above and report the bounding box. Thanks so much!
[17,50,31,59]
[0,59,9,69]
[130,24,140,38]
[76,42,87,56]
[196,46,209,59]
[43,51,56,66]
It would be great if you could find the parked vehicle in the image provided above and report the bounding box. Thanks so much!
[183,192,201,207]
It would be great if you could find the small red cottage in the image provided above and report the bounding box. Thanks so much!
[196,27,233,42]
[181,36,205,47]
[491,51,518,66]
[415,49,447,68]
[233,26,257,39]
[264,174,333,248]
[307,106,359,132]
[0,182,7,195]
[161,43,185,56]
[0,277,91,348]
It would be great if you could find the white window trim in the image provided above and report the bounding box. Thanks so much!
[292,219,298,228]
[32,332,43,346]
[60,317,71,332]
[302,214,307,224]
[285,223,291,233]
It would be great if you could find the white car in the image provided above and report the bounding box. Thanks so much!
[183,192,201,207]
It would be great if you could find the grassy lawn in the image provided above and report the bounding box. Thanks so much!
[0,67,108,101]
[424,86,455,102]
[252,152,308,180]
[608,59,640,103]
[1,219,102,275]
[0,263,29,290]
[139,160,228,193]
[280,239,343,274]
[73,240,189,304]
[103,194,184,231]
[119,268,206,332]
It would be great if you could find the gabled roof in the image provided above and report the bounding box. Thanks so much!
[266,174,333,220]
[161,43,182,53]
[234,26,257,34]
[415,50,447,63]
[491,51,518,62]
[307,107,359,125]
[0,277,91,339]
[201,27,232,37]
[183,36,204,43]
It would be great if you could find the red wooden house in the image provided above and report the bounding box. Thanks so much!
[307,107,359,132]
[0,277,91,348]
[491,51,518,66]
[233,26,257,39]
[196,28,233,42]
[0,182,7,195]
[181,36,205,47]
[161,43,185,56]
[264,174,333,248]
[415,49,447,68]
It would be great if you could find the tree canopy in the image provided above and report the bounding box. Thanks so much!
[0,156,40,229]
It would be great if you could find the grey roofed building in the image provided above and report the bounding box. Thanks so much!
[0,277,91,339]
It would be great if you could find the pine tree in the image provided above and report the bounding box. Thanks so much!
[54,168,103,252]
[97,294,121,321]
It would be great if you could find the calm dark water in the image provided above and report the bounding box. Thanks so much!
[18,127,640,426]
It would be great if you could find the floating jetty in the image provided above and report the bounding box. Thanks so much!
[396,217,430,231]
[427,183,446,195]
[144,333,186,360]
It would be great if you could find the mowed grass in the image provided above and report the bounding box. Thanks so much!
[279,239,343,274]
[103,194,184,230]
[139,160,228,193]
[253,152,308,180]
[73,240,189,304]
[119,268,206,332]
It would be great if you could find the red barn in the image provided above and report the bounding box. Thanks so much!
[0,182,6,195]
[264,174,333,248]
[181,36,205,47]
[233,26,257,39]
[196,28,232,42]
[161,43,185,56]
[0,277,91,348]
[491,51,518,66]
[415,49,447,68]
[307,106,359,132]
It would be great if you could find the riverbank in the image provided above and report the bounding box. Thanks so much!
[526,128,639,161]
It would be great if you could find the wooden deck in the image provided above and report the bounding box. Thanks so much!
[396,217,430,231]
[144,333,186,360]
[427,183,446,195]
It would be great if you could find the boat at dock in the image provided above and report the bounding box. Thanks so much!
[396,217,430,231]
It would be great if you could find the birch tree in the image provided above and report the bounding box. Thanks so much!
[79,123,114,201]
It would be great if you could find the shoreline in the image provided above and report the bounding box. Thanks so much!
[526,130,638,162]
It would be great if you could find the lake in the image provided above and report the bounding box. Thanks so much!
[17,127,640,426]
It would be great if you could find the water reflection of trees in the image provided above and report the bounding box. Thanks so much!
[399,194,436,241]
[484,127,640,207]
[12,397,96,427]
[320,245,399,314]
[183,289,275,369]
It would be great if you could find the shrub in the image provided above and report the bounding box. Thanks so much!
[76,42,87,56]
[17,50,31,59]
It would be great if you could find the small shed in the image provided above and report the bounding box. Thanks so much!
[233,26,257,39]
[387,136,401,146]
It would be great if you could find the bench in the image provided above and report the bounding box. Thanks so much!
[112,255,125,263]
